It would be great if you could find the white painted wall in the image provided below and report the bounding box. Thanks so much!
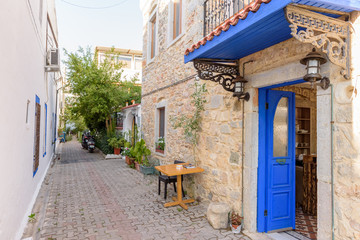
[0,0,60,239]
[122,105,141,141]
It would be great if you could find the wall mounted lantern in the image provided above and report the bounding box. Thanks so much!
[300,48,330,90]
[233,75,250,101]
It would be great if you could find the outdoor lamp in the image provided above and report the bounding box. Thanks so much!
[233,75,250,101]
[300,48,330,89]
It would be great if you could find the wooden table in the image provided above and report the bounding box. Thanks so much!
[155,163,204,210]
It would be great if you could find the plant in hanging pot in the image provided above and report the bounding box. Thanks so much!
[230,212,243,234]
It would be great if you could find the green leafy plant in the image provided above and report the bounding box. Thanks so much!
[64,47,141,133]
[107,136,125,149]
[155,137,165,150]
[133,139,151,165]
[28,213,36,223]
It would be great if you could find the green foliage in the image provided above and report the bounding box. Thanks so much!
[133,139,151,165]
[65,134,73,142]
[124,141,131,148]
[171,81,207,146]
[107,135,125,149]
[95,130,114,154]
[122,147,131,156]
[124,126,140,146]
[28,213,36,223]
[155,137,165,150]
[63,46,141,132]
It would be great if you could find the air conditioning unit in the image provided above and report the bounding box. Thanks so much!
[45,48,60,72]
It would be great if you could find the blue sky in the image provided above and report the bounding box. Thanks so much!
[55,0,143,56]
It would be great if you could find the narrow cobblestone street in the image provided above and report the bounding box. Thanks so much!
[23,140,251,240]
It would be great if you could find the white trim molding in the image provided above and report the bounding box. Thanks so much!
[147,7,159,64]
[167,0,186,48]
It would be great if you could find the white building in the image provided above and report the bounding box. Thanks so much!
[116,102,141,143]
[95,46,143,83]
[0,0,61,239]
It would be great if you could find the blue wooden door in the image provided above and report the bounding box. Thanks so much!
[266,90,295,232]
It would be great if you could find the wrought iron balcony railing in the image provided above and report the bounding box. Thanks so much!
[203,0,253,37]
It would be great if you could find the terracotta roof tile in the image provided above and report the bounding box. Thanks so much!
[121,103,140,110]
[184,0,271,56]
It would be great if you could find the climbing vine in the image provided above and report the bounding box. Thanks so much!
[171,81,207,147]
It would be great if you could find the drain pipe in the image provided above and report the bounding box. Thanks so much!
[330,84,335,240]
[241,98,245,223]
[240,60,254,226]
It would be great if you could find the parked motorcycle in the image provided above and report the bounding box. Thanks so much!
[81,132,90,149]
[87,136,95,153]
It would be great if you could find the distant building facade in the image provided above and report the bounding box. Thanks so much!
[0,0,61,239]
[95,46,143,83]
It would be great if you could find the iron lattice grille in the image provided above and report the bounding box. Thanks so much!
[203,0,252,36]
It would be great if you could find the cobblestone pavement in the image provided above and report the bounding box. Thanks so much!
[23,140,252,240]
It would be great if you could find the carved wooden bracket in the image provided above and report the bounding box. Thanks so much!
[285,5,351,79]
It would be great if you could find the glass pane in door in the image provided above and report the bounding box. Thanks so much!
[273,97,288,157]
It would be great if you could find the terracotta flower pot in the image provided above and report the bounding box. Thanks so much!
[125,156,130,165]
[156,148,164,154]
[135,161,140,171]
[114,147,121,155]
[129,157,135,165]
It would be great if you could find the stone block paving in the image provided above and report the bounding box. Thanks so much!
[23,140,252,240]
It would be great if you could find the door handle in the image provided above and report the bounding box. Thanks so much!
[276,159,286,165]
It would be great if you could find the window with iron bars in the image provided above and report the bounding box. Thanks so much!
[203,0,253,36]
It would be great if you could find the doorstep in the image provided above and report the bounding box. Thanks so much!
[105,154,124,160]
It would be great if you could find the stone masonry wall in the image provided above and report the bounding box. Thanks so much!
[141,0,360,237]
[141,0,244,213]
[332,11,360,240]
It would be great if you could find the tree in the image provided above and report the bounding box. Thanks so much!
[64,47,141,133]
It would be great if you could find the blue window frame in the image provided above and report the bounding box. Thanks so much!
[43,103,47,157]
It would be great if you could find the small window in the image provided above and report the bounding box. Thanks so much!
[173,0,182,39]
[134,56,142,70]
[117,55,132,69]
[156,107,166,153]
[149,11,157,60]
[159,107,165,138]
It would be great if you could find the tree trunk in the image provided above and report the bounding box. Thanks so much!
[105,117,109,135]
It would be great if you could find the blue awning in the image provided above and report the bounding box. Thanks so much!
[184,0,360,63]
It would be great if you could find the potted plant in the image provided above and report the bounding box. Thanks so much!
[140,155,155,175]
[107,137,125,155]
[124,141,136,166]
[133,139,151,172]
[155,137,165,153]
[230,212,243,234]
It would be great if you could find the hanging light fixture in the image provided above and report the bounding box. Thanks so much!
[300,48,330,89]
[233,75,250,101]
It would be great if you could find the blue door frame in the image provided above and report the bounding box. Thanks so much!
[257,80,304,232]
